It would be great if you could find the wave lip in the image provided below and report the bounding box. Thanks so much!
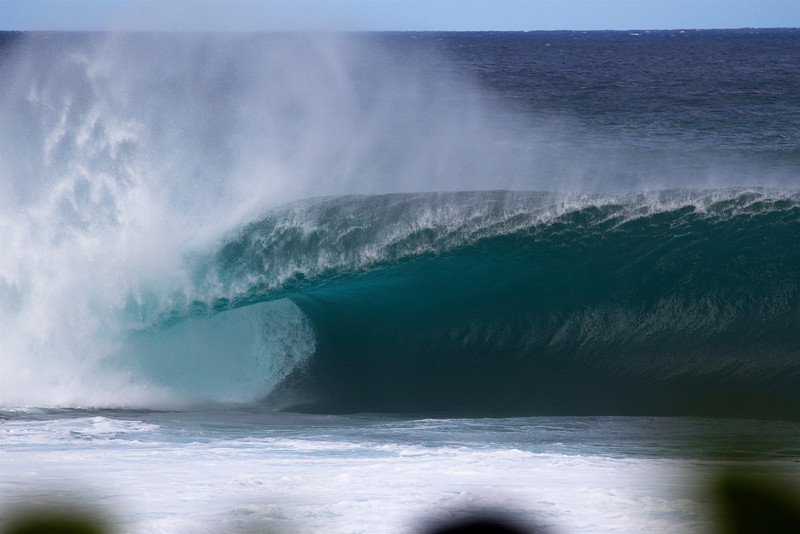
[197,188,800,306]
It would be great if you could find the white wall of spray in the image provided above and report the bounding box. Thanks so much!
[0,32,526,408]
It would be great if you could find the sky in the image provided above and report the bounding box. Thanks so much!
[0,0,798,32]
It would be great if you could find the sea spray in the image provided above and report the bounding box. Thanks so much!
[2,32,799,413]
[0,32,524,408]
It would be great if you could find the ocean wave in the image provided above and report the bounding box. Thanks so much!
[121,188,800,417]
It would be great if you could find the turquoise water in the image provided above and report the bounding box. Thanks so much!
[106,190,800,417]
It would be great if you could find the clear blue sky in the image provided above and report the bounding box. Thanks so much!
[1,0,798,31]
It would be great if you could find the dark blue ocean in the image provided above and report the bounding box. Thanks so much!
[1,30,799,532]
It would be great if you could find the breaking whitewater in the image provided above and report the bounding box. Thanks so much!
[1,31,799,533]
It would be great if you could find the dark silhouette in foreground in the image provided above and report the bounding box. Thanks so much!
[2,509,106,534]
[3,470,799,533]
[426,518,535,534]
[712,471,800,534]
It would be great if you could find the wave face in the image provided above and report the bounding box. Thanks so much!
[2,32,799,416]
[183,189,800,418]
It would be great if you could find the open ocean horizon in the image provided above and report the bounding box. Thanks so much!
[1,29,799,532]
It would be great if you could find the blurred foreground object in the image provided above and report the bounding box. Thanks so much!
[2,505,108,534]
[3,470,799,533]
[426,518,533,533]
[712,471,800,534]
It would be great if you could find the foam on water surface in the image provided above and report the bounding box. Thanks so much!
[5,412,797,533]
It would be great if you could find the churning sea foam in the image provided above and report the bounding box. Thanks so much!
[0,32,518,408]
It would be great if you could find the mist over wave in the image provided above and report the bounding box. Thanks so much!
[1,32,798,414]
[0,32,507,407]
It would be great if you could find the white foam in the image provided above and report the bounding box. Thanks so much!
[0,422,719,533]
[9,413,800,534]
[0,416,160,444]
[5,414,798,533]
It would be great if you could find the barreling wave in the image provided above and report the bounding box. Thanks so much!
[126,188,800,418]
